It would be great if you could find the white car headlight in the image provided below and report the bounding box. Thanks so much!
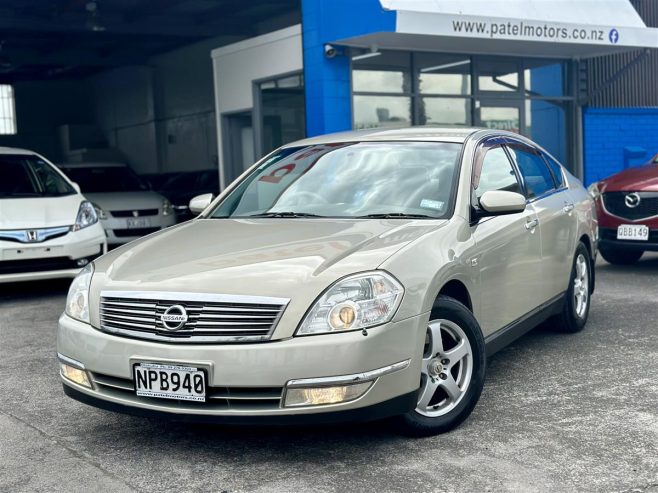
[72,201,99,231]
[66,263,94,323]
[297,271,404,336]
[162,199,173,216]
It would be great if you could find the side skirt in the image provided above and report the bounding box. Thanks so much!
[484,293,566,357]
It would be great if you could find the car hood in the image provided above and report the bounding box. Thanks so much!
[90,218,447,338]
[84,191,165,212]
[0,194,82,229]
[601,163,658,192]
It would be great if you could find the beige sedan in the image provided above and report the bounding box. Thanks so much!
[57,127,597,435]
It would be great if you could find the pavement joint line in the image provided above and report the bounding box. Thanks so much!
[0,408,142,493]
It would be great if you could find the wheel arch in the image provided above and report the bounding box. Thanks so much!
[436,279,473,312]
[578,234,596,294]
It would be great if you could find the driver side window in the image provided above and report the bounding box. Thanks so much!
[476,146,521,199]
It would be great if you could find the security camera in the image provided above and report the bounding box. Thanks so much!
[324,44,338,58]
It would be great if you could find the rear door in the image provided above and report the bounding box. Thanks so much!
[470,140,544,335]
[505,142,576,303]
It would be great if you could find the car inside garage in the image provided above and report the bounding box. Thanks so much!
[0,0,300,225]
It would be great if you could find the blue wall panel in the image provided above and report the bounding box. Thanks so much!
[301,0,395,137]
[583,107,658,185]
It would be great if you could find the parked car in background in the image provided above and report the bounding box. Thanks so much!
[57,128,597,435]
[157,170,219,221]
[589,156,658,264]
[0,148,106,283]
[58,163,177,246]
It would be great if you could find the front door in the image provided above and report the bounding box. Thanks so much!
[470,142,544,335]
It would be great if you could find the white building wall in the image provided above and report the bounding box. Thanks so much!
[212,25,302,188]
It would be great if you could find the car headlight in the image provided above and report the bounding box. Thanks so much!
[71,201,99,231]
[587,182,602,200]
[296,271,404,336]
[92,202,107,220]
[65,263,94,323]
[162,199,173,216]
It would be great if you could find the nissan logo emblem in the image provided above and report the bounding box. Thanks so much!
[624,193,641,208]
[161,304,188,330]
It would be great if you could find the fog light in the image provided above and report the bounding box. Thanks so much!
[284,381,373,407]
[76,258,90,267]
[60,363,92,388]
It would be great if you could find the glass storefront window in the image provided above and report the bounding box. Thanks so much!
[479,106,521,133]
[478,60,520,92]
[258,73,305,155]
[420,98,470,126]
[416,54,471,95]
[353,95,411,129]
[353,70,409,93]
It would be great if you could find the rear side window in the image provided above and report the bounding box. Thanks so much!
[476,146,522,199]
[507,145,555,199]
[543,153,566,188]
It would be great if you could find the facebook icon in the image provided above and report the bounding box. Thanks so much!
[609,28,620,44]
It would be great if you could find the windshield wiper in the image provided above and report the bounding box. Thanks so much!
[357,213,436,219]
[247,211,323,218]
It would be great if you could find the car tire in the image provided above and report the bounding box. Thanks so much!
[397,295,486,437]
[554,243,592,333]
[599,247,643,265]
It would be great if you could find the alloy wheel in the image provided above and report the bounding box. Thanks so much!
[416,319,473,417]
[574,253,589,319]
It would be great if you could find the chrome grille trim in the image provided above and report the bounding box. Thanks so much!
[89,371,284,408]
[99,291,289,343]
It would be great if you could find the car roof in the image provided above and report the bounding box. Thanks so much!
[281,126,499,148]
[0,146,40,155]
[58,162,128,168]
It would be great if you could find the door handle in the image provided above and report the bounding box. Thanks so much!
[563,203,575,214]
[525,218,539,231]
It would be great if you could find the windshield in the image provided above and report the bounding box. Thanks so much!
[0,154,75,198]
[211,142,462,219]
[61,166,148,193]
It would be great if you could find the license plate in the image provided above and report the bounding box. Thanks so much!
[126,217,150,229]
[617,224,649,241]
[134,363,206,402]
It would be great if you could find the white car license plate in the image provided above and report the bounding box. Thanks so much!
[126,217,150,229]
[617,224,649,241]
[134,363,206,402]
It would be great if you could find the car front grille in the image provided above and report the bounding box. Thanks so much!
[99,291,289,343]
[110,209,159,218]
[112,227,160,238]
[90,371,283,410]
[602,192,658,221]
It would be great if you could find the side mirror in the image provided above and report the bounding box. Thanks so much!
[71,182,81,193]
[189,193,214,216]
[478,191,526,216]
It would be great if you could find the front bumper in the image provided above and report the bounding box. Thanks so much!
[599,227,658,252]
[0,223,106,283]
[57,312,427,419]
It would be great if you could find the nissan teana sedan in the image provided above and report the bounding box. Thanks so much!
[57,128,597,435]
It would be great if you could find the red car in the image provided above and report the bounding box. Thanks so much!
[589,154,658,264]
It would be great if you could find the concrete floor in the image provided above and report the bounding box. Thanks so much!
[1,254,657,493]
